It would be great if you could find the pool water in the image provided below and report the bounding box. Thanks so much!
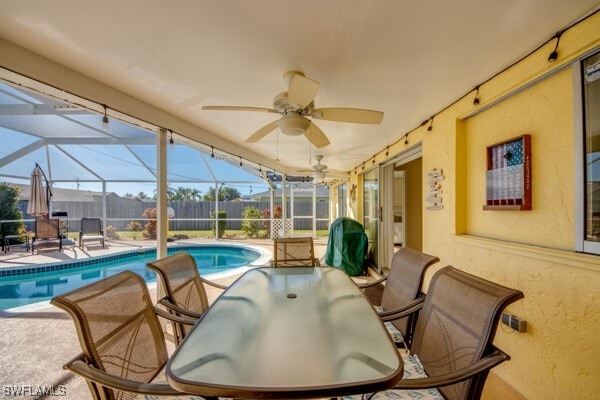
[0,245,261,311]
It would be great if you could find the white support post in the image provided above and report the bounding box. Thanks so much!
[269,186,274,239]
[156,128,168,259]
[215,182,219,240]
[102,181,107,240]
[313,184,317,238]
[281,175,287,237]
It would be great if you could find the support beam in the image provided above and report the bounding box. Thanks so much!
[156,128,168,259]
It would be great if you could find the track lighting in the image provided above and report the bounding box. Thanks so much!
[102,105,109,130]
[548,31,562,62]
[473,86,480,105]
[169,130,174,148]
[385,146,389,156]
[211,146,215,158]
[427,116,434,131]
[239,156,243,167]
[372,155,376,164]
[404,134,409,145]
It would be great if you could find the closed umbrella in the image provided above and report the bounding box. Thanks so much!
[27,164,50,217]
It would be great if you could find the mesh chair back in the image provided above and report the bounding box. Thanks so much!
[81,217,102,234]
[381,247,439,340]
[411,266,524,400]
[35,218,60,239]
[51,271,168,400]
[147,251,209,314]
[272,237,319,266]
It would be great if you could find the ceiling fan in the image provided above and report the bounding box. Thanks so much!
[202,71,384,148]
[294,155,350,183]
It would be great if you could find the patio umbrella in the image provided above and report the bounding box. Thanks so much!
[27,164,50,217]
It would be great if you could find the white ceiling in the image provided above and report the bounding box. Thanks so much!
[0,0,598,175]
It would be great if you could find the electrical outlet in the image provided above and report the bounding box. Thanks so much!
[501,312,527,333]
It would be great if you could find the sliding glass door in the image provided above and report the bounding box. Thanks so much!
[363,167,379,269]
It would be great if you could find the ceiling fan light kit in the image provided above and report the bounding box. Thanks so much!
[202,70,384,149]
[278,114,310,136]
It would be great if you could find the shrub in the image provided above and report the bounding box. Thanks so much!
[241,206,262,238]
[126,221,142,232]
[210,210,227,238]
[126,220,142,239]
[142,208,157,239]
[105,225,120,240]
[0,183,25,243]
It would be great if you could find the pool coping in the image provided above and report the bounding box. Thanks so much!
[0,242,272,314]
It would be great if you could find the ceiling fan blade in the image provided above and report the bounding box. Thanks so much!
[202,105,277,113]
[304,122,330,148]
[288,74,320,109]
[245,120,279,143]
[311,108,384,124]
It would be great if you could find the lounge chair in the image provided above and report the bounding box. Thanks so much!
[270,237,321,267]
[32,218,62,253]
[358,247,439,349]
[146,251,228,345]
[79,217,104,249]
[51,270,210,400]
[360,266,524,400]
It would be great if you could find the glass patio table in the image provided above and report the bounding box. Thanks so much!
[166,266,403,399]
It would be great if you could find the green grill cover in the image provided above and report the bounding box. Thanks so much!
[325,217,367,276]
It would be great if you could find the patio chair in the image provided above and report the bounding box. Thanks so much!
[146,251,228,345]
[32,218,62,253]
[358,247,439,349]
[363,266,524,400]
[50,270,211,400]
[79,217,105,249]
[270,237,321,267]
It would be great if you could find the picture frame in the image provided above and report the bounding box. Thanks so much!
[483,134,531,210]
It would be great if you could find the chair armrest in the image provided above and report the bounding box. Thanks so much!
[378,297,425,318]
[380,299,424,322]
[198,276,228,290]
[65,356,186,396]
[154,304,199,324]
[390,349,509,390]
[357,274,388,288]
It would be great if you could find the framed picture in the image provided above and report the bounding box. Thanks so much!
[483,134,531,210]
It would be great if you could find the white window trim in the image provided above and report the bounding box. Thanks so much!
[574,51,600,254]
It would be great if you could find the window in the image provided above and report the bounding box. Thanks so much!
[580,50,600,253]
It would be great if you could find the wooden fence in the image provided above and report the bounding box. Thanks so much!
[17,200,330,232]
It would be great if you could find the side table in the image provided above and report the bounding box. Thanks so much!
[3,234,31,253]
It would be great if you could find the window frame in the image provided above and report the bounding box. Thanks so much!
[575,49,600,254]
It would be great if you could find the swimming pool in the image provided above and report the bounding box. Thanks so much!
[0,244,266,311]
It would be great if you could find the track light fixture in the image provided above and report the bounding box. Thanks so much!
[473,86,480,105]
[427,116,434,131]
[385,146,389,156]
[372,155,376,164]
[211,146,215,158]
[548,31,562,62]
[239,156,243,167]
[101,104,109,130]
[404,134,409,145]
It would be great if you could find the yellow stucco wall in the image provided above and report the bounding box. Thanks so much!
[346,12,600,400]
